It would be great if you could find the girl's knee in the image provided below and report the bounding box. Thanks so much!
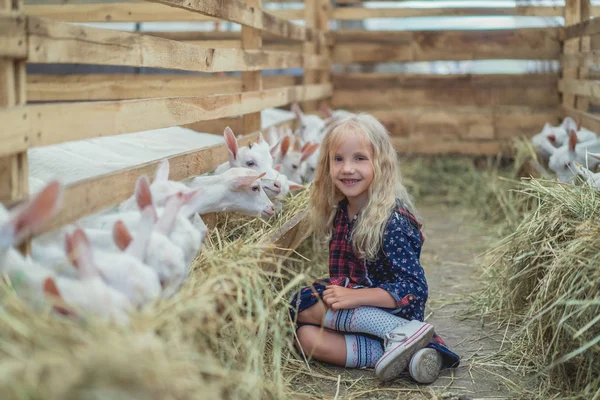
[296,325,323,356]
[297,302,326,325]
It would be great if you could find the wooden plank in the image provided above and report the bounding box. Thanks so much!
[392,137,507,156]
[561,10,600,40]
[242,0,262,133]
[332,86,558,108]
[577,0,591,112]
[560,51,600,69]
[27,74,299,101]
[332,6,564,19]
[144,0,324,44]
[0,0,28,253]
[183,113,296,135]
[24,3,303,22]
[332,73,558,90]
[563,0,582,109]
[27,17,328,72]
[332,29,561,63]
[1,83,332,157]
[560,104,600,133]
[558,78,600,102]
[0,13,27,58]
[302,0,318,112]
[368,106,556,141]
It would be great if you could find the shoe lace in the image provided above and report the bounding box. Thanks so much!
[383,331,407,349]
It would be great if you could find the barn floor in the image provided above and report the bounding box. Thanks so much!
[291,202,531,400]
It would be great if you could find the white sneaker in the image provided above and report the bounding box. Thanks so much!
[409,348,443,384]
[374,320,435,381]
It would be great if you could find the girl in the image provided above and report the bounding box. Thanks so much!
[290,113,460,384]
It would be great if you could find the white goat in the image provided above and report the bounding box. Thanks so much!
[548,131,600,182]
[291,103,326,146]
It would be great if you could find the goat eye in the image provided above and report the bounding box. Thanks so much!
[248,143,253,149]
[252,185,259,192]
[246,160,255,167]
[292,164,298,169]
[310,167,315,172]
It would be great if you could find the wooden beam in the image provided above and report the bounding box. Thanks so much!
[563,0,583,109]
[24,3,304,22]
[332,6,565,19]
[27,74,299,102]
[560,51,600,69]
[332,73,558,90]
[577,0,591,112]
[332,29,561,63]
[368,106,556,141]
[560,104,600,133]
[242,0,262,134]
[558,78,600,102]
[561,10,600,40]
[27,17,328,73]
[332,86,558,108]
[392,137,507,156]
[1,83,332,157]
[143,0,324,44]
[302,0,317,112]
[0,0,28,253]
[0,13,26,58]
[182,113,296,135]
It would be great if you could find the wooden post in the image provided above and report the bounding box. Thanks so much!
[317,0,332,112]
[302,0,318,112]
[0,0,28,252]
[563,0,584,111]
[576,0,591,112]
[241,0,262,134]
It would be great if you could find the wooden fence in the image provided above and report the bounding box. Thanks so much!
[3,0,600,251]
[0,0,331,256]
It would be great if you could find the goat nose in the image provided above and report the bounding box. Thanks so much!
[274,182,280,188]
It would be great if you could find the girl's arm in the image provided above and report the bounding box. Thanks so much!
[322,286,397,310]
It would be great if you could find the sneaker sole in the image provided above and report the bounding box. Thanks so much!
[408,348,443,384]
[375,323,434,382]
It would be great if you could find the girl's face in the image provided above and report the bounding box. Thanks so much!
[329,129,374,208]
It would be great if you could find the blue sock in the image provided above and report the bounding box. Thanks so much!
[344,334,384,368]
[324,306,408,339]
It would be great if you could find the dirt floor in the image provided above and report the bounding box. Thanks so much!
[291,202,527,400]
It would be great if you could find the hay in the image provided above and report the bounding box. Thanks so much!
[475,177,600,399]
[0,189,318,400]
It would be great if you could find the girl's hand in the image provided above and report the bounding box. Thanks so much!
[321,285,362,310]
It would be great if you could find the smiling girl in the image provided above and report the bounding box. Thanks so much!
[290,113,459,384]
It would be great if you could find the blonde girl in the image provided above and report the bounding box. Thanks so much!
[289,113,459,383]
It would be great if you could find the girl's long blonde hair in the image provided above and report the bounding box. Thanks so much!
[309,113,418,261]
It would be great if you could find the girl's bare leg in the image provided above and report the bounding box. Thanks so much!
[297,302,327,325]
[296,325,347,366]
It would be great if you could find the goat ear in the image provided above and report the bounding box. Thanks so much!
[547,133,556,144]
[270,139,281,157]
[569,129,578,152]
[155,192,185,235]
[135,175,153,210]
[64,232,78,269]
[291,103,303,121]
[43,277,72,316]
[2,180,63,247]
[588,152,600,161]
[154,159,170,182]
[280,135,292,157]
[224,126,238,164]
[71,228,101,280]
[125,206,155,260]
[231,172,266,190]
[577,120,582,132]
[274,164,282,172]
[320,103,333,118]
[113,220,133,251]
[301,143,319,162]
[257,131,266,143]
[289,181,304,191]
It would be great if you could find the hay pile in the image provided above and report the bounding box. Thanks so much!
[0,189,318,400]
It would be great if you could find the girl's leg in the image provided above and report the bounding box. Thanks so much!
[297,301,326,325]
[296,325,384,368]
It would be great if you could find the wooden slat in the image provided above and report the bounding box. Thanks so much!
[182,113,296,135]
[563,0,582,109]
[332,29,560,63]
[332,6,564,19]
[558,78,600,103]
[560,51,600,68]
[577,0,591,112]
[241,0,262,133]
[144,0,324,44]
[27,74,299,101]
[1,83,332,157]
[369,106,556,141]
[392,137,507,156]
[27,17,328,72]
[332,73,558,90]
[332,86,557,108]
[0,13,26,58]
[561,11,600,40]
[560,104,600,133]
[24,3,304,22]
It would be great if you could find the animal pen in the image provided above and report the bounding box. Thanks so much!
[1,0,600,398]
